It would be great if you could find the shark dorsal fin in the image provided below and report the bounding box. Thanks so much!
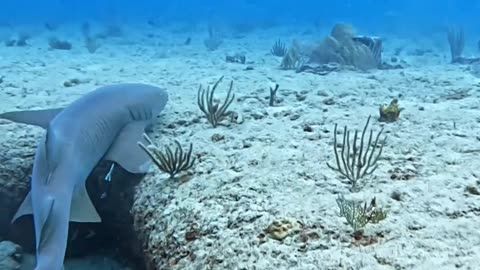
[0,108,63,129]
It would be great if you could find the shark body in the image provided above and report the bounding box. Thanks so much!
[1,83,168,270]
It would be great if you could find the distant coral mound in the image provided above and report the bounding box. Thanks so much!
[309,23,382,71]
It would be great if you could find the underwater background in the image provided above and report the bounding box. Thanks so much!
[1,0,480,270]
[1,0,480,29]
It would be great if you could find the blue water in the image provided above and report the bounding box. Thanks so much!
[1,0,479,33]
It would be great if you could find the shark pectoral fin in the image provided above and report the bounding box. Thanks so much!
[11,191,33,223]
[70,184,101,223]
[103,121,152,174]
[0,108,63,128]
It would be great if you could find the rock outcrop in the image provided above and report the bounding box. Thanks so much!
[0,241,22,270]
[0,124,40,240]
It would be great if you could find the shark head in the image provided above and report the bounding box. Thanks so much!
[119,84,169,123]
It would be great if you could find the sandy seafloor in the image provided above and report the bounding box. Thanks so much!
[0,23,480,270]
